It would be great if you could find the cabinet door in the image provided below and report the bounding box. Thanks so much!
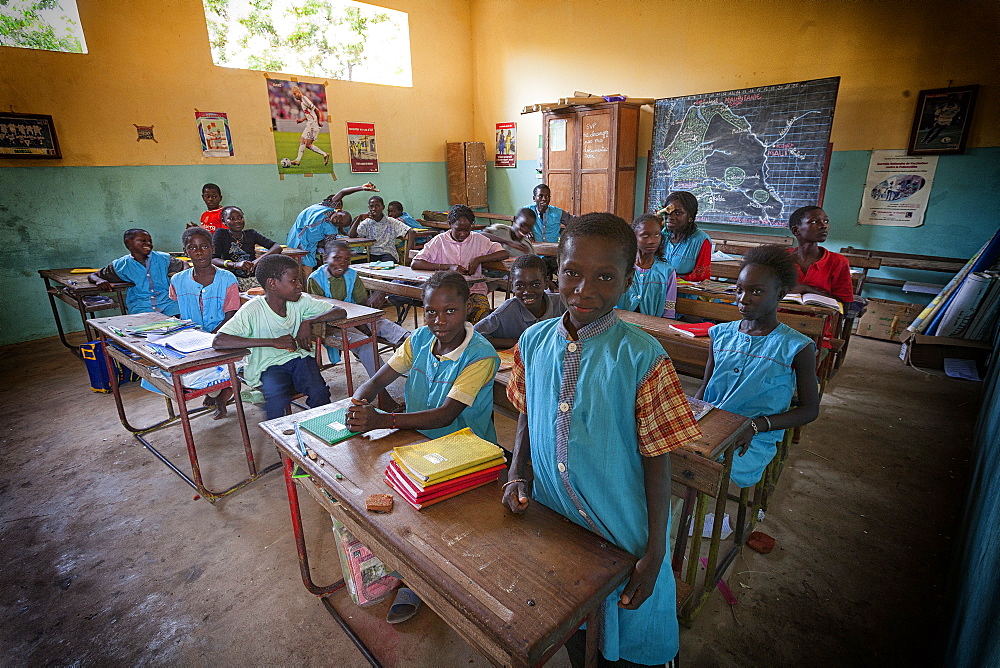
[578,110,612,214]
[543,114,576,213]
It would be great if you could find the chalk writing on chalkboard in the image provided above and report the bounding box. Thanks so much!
[648,77,840,228]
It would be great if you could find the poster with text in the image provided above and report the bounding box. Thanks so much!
[347,122,378,173]
[858,149,938,227]
[495,122,516,167]
[266,78,332,175]
[195,112,233,157]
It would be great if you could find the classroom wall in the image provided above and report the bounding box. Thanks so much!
[472,0,1000,300]
[0,0,473,346]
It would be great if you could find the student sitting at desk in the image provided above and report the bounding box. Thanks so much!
[287,183,378,268]
[214,254,346,420]
[480,208,536,258]
[527,183,571,243]
[387,200,421,229]
[657,190,712,282]
[188,182,227,233]
[346,270,500,443]
[212,206,282,291]
[306,241,410,405]
[411,204,509,324]
[349,194,411,263]
[89,228,184,316]
[502,213,702,668]
[142,227,242,419]
[617,213,678,319]
[786,205,855,348]
[696,245,820,488]
[474,254,564,350]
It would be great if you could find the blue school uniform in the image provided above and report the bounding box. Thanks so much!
[527,204,565,243]
[287,203,337,267]
[518,313,679,665]
[398,211,422,228]
[616,259,677,318]
[704,321,814,487]
[169,268,238,333]
[405,326,499,443]
[664,228,710,276]
[111,251,180,316]
[308,265,358,365]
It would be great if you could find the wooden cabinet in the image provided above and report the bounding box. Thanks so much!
[542,101,641,221]
[446,141,487,208]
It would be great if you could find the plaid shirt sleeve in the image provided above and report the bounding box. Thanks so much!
[636,355,702,457]
[506,344,527,414]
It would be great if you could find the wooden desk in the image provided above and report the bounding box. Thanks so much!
[39,268,132,354]
[533,242,558,258]
[616,310,711,377]
[309,296,385,396]
[87,312,279,502]
[491,370,750,626]
[260,400,637,667]
[418,219,486,231]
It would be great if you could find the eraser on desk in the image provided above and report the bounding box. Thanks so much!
[366,493,393,513]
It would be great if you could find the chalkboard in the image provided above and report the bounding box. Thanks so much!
[648,77,840,228]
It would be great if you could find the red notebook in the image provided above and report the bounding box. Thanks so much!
[667,322,713,338]
[386,460,503,501]
[385,469,500,510]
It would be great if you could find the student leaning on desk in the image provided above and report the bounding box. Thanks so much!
[89,228,184,316]
[213,254,345,421]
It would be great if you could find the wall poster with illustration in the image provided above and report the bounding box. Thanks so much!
[907,85,978,156]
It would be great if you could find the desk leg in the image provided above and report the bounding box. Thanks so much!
[282,456,347,596]
[229,362,258,476]
[584,611,600,668]
[341,327,355,396]
[42,277,79,354]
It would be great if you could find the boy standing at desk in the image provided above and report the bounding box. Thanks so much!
[214,254,345,420]
[502,213,701,667]
[89,228,184,316]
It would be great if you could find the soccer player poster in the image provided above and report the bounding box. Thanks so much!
[195,112,233,157]
[266,78,333,175]
[347,122,378,173]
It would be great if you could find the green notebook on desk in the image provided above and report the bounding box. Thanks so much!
[298,407,359,445]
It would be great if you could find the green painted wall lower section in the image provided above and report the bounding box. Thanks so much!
[0,162,448,346]
[3,148,998,345]
[488,147,1000,305]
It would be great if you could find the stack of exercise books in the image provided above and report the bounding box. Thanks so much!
[384,428,506,510]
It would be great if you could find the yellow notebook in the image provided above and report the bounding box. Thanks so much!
[392,428,503,482]
[391,452,506,487]
[70,268,100,274]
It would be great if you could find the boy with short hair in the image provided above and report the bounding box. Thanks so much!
[199,183,227,233]
[288,183,377,268]
[526,183,572,243]
[480,207,536,258]
[474,254,564,350]
[349,195,411,262]
[387,200,421,229]
[89,228,184,316]
[502,213,702,667]
[213,254,346,420]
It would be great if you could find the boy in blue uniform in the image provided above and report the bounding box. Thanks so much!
[387,200,422,229]
[214,254,346,420]
[287,183,377,268]
[89,228,184,316]
[527,183,572,243]
[696,245,820,487]
[502,213,703,667]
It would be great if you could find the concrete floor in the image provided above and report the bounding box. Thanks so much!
[0,324,980,666]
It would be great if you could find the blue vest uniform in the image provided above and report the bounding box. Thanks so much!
[169,268,237,332]
[112,251,179,316]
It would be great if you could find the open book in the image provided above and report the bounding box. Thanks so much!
[781,293,843,313]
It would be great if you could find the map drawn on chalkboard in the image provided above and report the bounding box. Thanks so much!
[648,77,840,228]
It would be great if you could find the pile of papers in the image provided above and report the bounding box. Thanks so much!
[384,428,506,510]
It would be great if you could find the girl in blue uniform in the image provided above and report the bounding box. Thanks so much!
[346,270,499,444]
[617,213,678,319]
[657,191,712,282]
[503,213,703,667]
[696,245,821,487]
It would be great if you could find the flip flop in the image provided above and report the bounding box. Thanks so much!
[386,587,421,624]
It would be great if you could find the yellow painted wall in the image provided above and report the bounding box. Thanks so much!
[0,0,473,167]
[469,0,1000,158]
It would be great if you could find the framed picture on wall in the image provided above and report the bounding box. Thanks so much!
[907,85,978,156]
[0,112,62,158]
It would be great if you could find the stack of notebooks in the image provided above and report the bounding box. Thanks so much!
[384,428,506,510]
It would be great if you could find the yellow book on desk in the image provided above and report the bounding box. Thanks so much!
[391,452,506,487]
[392,428,503,483]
